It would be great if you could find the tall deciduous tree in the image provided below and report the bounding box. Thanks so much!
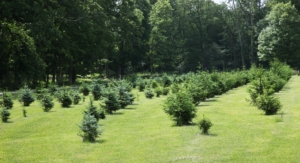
[257,2,300,68]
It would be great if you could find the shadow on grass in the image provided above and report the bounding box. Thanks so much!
[95,139,107,144]
[204,99,217,102]
[112,112,124,115]
[198,133,218,137]
[123,107,136,110]
[198,104,210,107]
[172,123,197,127]
[3,121,13,123]
[280,86,291,92]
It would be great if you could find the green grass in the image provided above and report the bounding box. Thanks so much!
[1,76,300,162]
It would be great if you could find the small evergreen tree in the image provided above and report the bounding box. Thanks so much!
[154,86,163,97]
[78,111,102,142]
[80,83,90,96]
[117,85,133,108]
[256,93,282,115]
[102,91,121,114]
[73,91,81,105]
[1,107,10,122]
[92,83,102,101]
[19,85,35,106]
[137,78,146,92]
[163,90,196,126]
[85,100,105,121]
[145,86,154,99]
[1,91,13,109]
[199,115,213,134]
[41,94,54,112]
[58,89,72,108]
[48,84,59,95]
[162,87,170,95]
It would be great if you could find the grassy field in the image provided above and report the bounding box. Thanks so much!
[1,76,300,163]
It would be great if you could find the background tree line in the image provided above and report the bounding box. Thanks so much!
[1,0,299,89]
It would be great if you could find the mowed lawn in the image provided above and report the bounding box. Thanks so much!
[1,76,300,163]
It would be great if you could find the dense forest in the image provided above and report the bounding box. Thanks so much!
[1,0,300,89]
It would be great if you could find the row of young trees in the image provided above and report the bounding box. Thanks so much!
[247,61,293,115]
[1,0,300,89]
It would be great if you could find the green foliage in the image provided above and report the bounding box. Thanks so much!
[118,86,134,108]
[1,91,14,109]
[162,87,170,95]
[256,93,282,115]
[162,74,172,87]
[163,90,196,126]
[187,85,207,106]
[41,94,54,112]
[80,83,90,96]
[19,85,35,106]
[1,107,10,122]
[154,86,163,97]
[57,89,72,108]
[102,91,121,114]
[171,83,180,94]
[72,92,81,105]
[145,87,155,99]
[151,80,159,88]
[199,115,213,134]
[137,78,146,92]
[78,111,102,142]
[85,100,105,121]
[92,83,102,101]
[48,84,58,96]
[258,2,300,68]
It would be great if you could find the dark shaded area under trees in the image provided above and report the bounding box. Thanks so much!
[1,0,300,89]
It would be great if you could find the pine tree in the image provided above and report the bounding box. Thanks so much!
[1,91,13,109]
[1,107,10,122]
[85,100,105,121]
[102,91,121,114]
[19,85,35,106]
[78,111,102,142]
[41,94,54,112]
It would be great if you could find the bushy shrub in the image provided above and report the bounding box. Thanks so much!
[1,107,10,122]
[48,84,58,95]
[102,91,121,114]
[137,78,146,92]
[145,87,155,99]
[72,91,81,105]
[162,87,170,95]
[163,90,196,126]
[151,80,159,88]
[19,85,35,106]
[1,91,13,109]
[199,115,213,134]
[247,68,267,105]
[125,74,138,88]
[80,83,90,96]
[171,83,180,94]
[118,86,134,108]
[36,89,49,100]
[154,86,163,97]
[256,93,282,115]
[162,74,172,87]
[92,83,102,101]
[187,85,207,105]
[85,100,105,121]
[78,111,102,142]
[41,94,54,112]
[58,89,72,108]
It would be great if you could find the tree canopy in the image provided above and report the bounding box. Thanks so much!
[1,0,299,89]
